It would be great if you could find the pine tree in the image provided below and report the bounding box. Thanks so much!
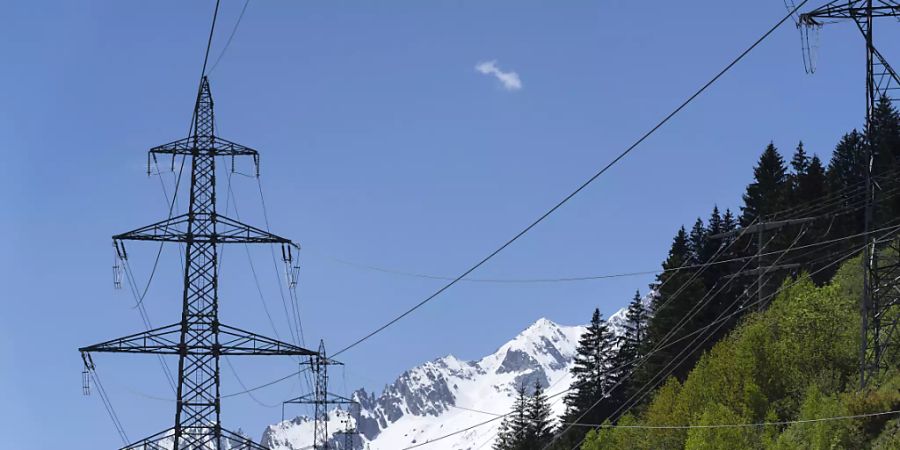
[868,96,900,221]
[827,130,868,237]
[623,291,648,355]
[562,308,616,442]
[493,415,513,450]
[722,209,737,234]
[870,95,900,175]
[699,206,726,288]
[741,142,788,225]
[613,291,648,402]
[526,380,554,448]
[688,217,707,266]
[641,227,707,386]
[495,383,531,450]
[791,141,810,178]
[797,154,827,206]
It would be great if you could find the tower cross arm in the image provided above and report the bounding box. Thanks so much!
[79,323,317,356]
[119,427,270,450]
[113,214,298,246]
[150,136,259,158]
[800,1,900,23]
[284,391,356,405]
[219,324,318,356]
[79,323,183,355]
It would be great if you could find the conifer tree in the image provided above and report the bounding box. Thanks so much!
[868,96,900,220]
[496,384,531,450]
[623,290,648,355]
[526,380,554,447]
[722,209,737,233]
[613,291,648,401]
[493,415,513,450]
[827,130,868,237]
[797,154,827,206]
[563,309,615,425]
[870,95,900,174]
[791,141,810,178]
[741,142,788,225]
[641,227,707,386]
[699,206,727,289]
[688,217,707,266]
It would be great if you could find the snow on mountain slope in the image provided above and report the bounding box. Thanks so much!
[262,305,643,450]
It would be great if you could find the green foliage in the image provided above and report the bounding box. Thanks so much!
[772,386,860,449]
[684,403,758,450]
[578,99,900,450]
[580,258,900,449]
[871,418,900,450]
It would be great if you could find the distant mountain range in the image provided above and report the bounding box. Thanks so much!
[260,299,642,450]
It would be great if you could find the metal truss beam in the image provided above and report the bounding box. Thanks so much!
[113,214,296,246]
[80,323,318,356]
[801,1,900,21]
[120,427,268,450]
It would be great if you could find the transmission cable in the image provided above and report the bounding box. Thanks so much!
[399,233,885,450]
[542,225,790,449]
[208,0,251,75]
[564,224,900,450]
[330,0,808,360]
[88,367,130,445]
[452,403,900,430]
[312,165,900,286]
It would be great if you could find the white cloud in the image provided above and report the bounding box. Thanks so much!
[475,60,522,91]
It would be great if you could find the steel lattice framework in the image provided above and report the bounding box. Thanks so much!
[800,0,900,388]
[283,341,358,450]
[80,77,317,450]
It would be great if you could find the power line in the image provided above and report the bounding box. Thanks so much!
[216,218,898,402]
[417,219,900,449]
[329,0,805,360]
[88,368,130,445]
[450,404,900,430]
[311,164,900,286]
[400,234,883,450]
[208,0,251,75]
[545,223,796,449]
[198,0,221,80]
[563,226,900,450]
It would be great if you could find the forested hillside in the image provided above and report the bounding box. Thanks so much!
[491,98,900,450]
[583,258,900,449]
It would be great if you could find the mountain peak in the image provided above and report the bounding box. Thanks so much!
[263,315,611,449]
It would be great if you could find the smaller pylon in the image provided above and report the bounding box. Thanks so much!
[283,341,359,450]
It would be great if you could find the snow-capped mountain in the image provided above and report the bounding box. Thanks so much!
[262,304,644,450]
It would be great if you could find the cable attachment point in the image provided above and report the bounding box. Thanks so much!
[281,243,301,288]
[81,352,95,396]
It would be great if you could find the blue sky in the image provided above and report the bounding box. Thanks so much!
[2,1,897,448]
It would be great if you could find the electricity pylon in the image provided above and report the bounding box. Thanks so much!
[80,77,318,450]
[283,341,359,450]
[799,1,900,388]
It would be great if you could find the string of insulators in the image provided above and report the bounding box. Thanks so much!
[81,352,95,396]
[112,241,126,290]
[281,244,301,288]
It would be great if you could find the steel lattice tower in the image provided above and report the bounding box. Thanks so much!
[799,1,900,388]
[283,341,358,450]
[80,77,317,450]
